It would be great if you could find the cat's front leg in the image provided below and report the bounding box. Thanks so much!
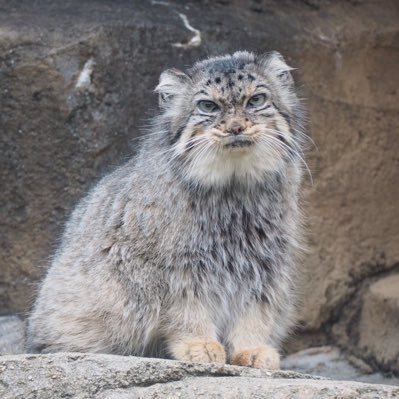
[229,302,280,370]
[163,299,226,364]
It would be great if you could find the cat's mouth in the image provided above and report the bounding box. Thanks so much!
[222,135,254,148]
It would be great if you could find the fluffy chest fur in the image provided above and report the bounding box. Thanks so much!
[119,163,297,311]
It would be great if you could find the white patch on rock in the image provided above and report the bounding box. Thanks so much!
[172,13,201,49]
[75,58,95,89]
[151,0,170,5]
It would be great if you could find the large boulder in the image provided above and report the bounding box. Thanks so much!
[0,353,398,399]
[0,0,398,374]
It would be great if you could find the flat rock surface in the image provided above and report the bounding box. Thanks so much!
[1,353,398,399]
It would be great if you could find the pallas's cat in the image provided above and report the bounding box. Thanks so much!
[28,51,306,369]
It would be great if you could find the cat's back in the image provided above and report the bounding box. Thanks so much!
[57,151,169,257]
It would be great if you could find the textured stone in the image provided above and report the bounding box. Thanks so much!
[0,353,397,399]
[2,316,397,387]
[282,346,399,386]
[358,274,399,371]
[0,0,399,374]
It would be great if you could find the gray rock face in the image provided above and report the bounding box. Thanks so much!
[1,0,399,376]
[0,353,398,399]
[282,346,399,386]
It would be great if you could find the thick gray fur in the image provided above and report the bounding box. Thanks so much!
[27,51,306,365]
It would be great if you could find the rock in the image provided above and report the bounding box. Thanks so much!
[1,0,399,375]
[0,353,397,399]
[2,318,396,389]
[358,274,399,372]
[282,346,399,386]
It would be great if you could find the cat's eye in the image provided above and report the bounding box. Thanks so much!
[197,100,219,113]
[247,94,267,108]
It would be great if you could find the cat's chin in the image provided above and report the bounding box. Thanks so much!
[223,142,254,153]
[185,149,284,188]
[220,135,254,149]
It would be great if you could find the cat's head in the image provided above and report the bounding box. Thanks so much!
[155,51,304,188]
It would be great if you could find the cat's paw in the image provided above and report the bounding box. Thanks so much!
[231,345,280,369]
[172,338,226,364]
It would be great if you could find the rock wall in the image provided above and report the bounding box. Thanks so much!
[1,0,398,374]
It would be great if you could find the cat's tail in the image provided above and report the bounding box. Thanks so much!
[0,315,26,355]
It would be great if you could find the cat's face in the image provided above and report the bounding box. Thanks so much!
[156,51,303,187]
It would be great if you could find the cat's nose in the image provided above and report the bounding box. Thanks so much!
[226,120,245,135]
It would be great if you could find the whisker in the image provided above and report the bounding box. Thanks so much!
[257,137,287,164]
[186,142,213,176]
[264,128,305,154]
[261,135,313,185]
[265,127,317,151]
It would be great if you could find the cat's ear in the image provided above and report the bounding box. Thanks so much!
[259,51,294,87]
[155,68,191,109]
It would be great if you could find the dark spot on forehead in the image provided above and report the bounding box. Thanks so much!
[247,74,255,81]
[238,74,243,80]
[228,79,235,88]
[215,77,221,84]
[206,79,211,86]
